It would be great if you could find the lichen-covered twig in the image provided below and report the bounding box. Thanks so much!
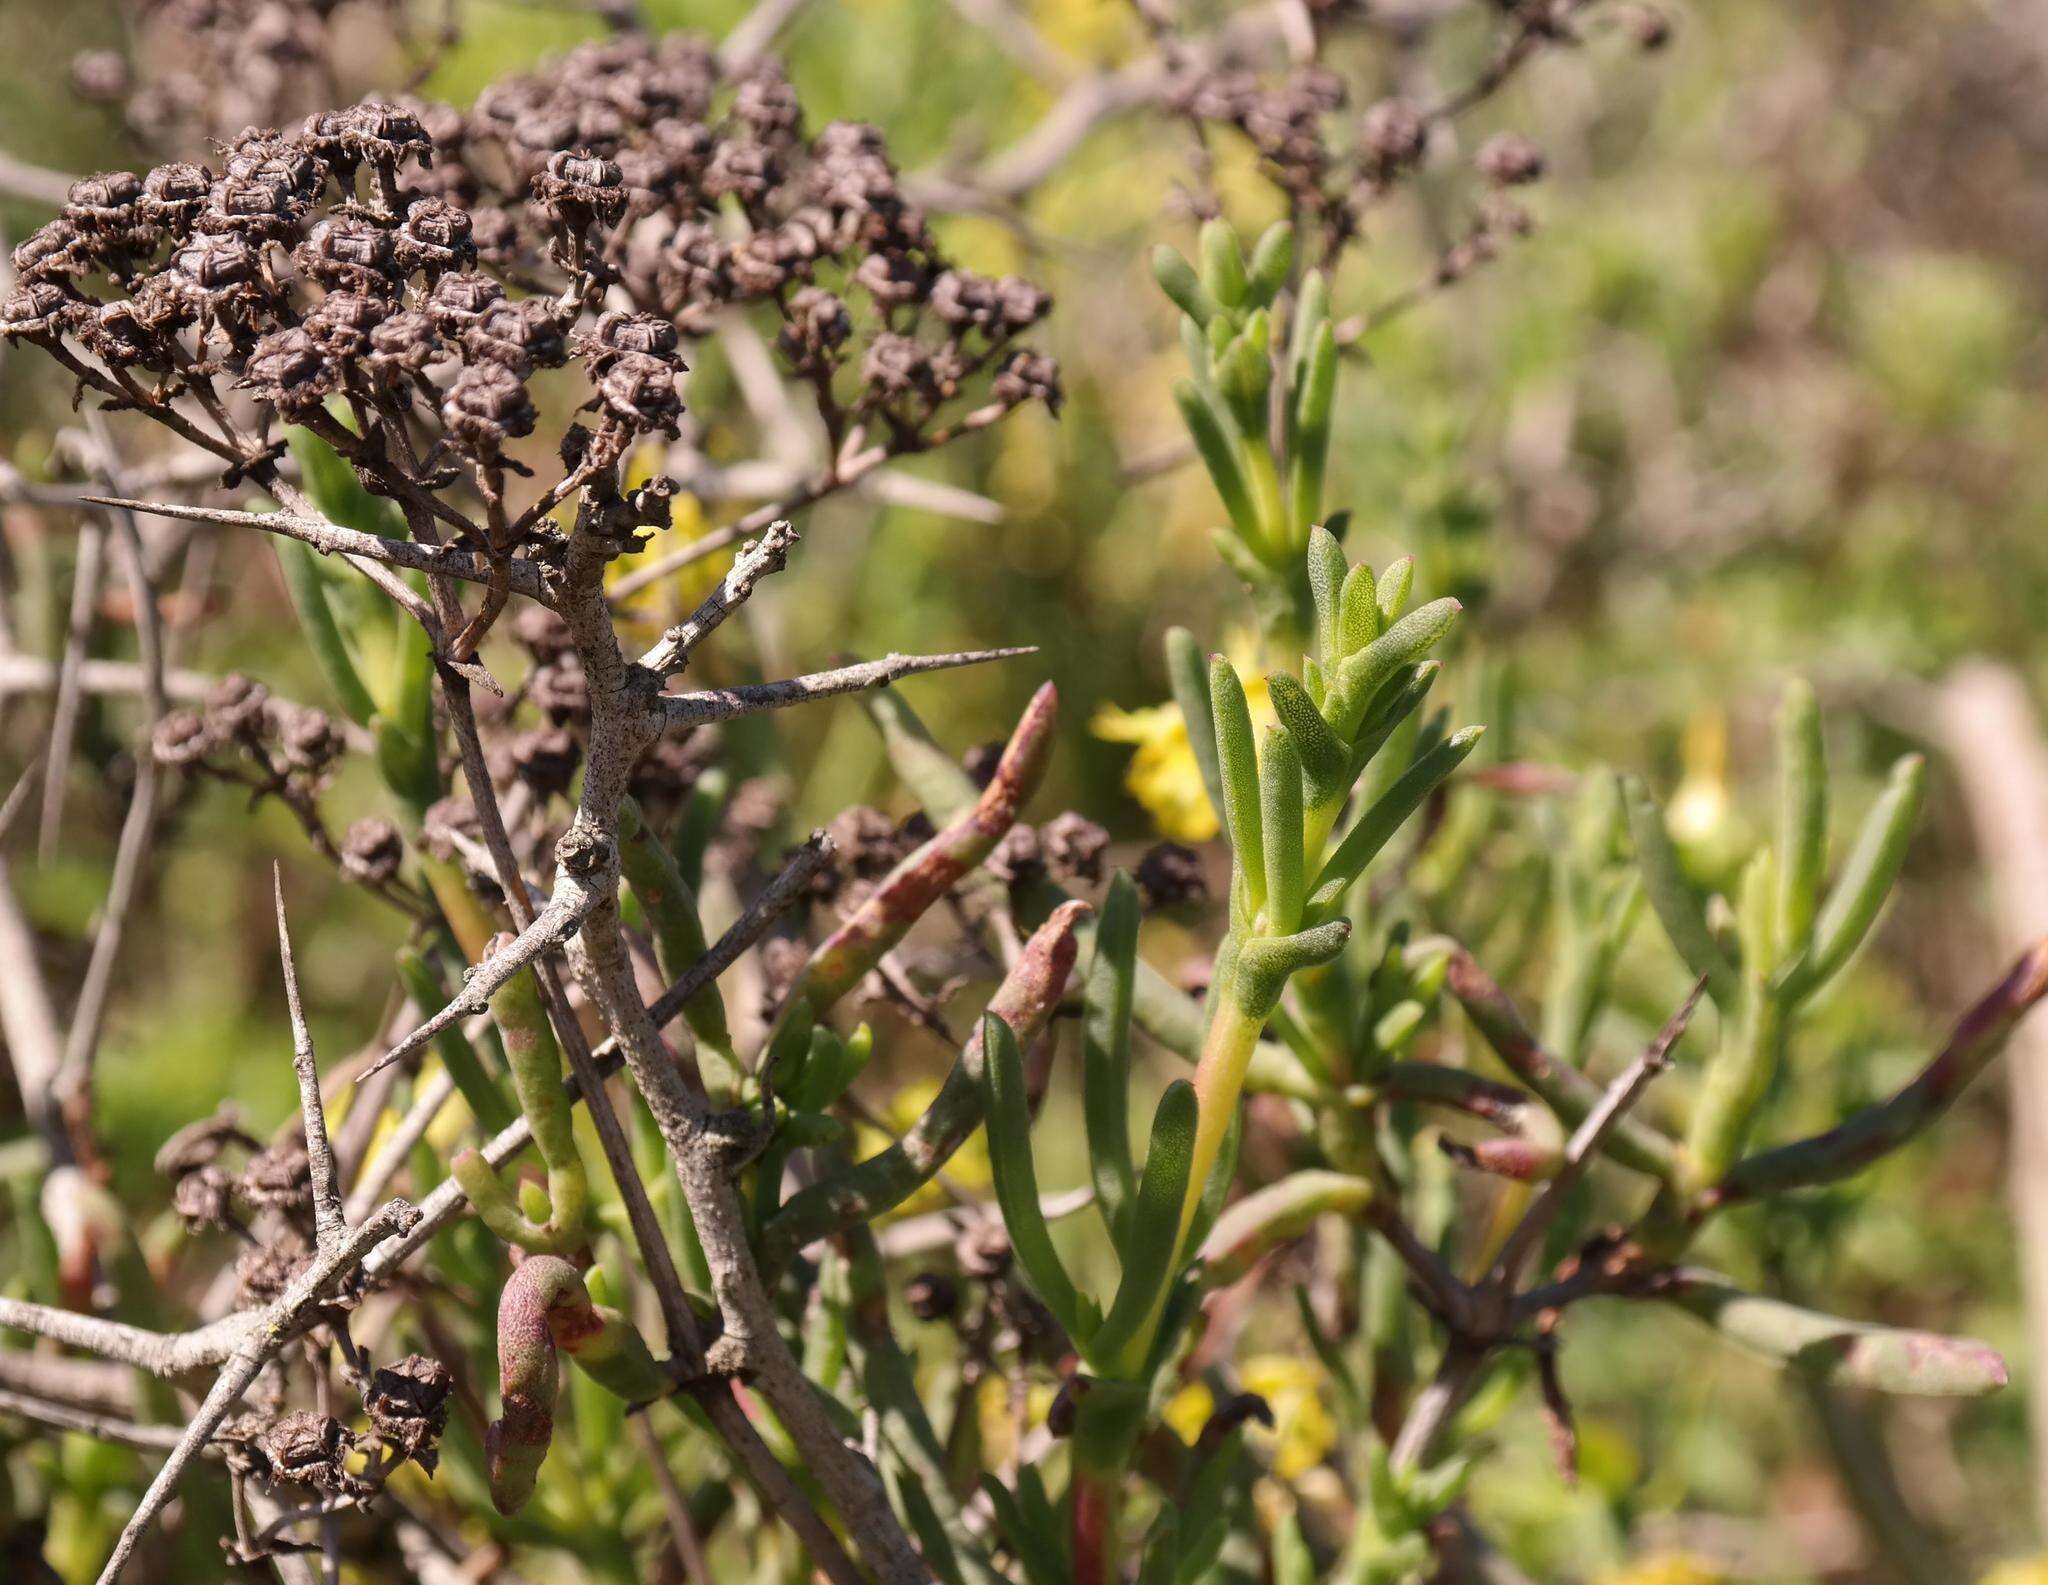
[656,646,1037,731]
[79,496,545,599]
[638,519,799,678]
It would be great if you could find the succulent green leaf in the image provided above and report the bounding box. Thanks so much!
[1173,379,1258,543]
[1268,672,1348,805]
[1337,563,1380,656]
[1260,727,1306,932]
[980,1014,1084,1338]
[1376,557,1415,626]
[1310,726,1484,915]
[1331,598,1462,738]
[1152,244,1218,326]
[1775,679,1828,957]
[1237,921,1352,1017]
[1092,1080,1198,1374]
[1273,1511,1314,1585]
[1790,754,1926,1000]
[1305,525,1348,667]
[1083,873,1140,1239]
[276,540,379,727]
[1199,218,1248,307]
[1287,321,1336,540]
[1247,221,1294,306]
[1665,1273,2008,1395]
[1210,656,1267,917]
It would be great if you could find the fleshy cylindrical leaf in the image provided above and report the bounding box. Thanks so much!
[1084,873,1140,1239]
[1211,656,1267,918]
[1775,679,1828,957]
[1791,754,1925,999]
[1090,1079,1199,1374]
[1260,727,1306,932]
[981,1013,1084,1339]
[1664,1272,2008,1396]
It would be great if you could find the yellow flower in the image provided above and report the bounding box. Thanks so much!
[1238,1355,1337,1481]
[1164,1357,1336,1481]
[1162,1380,1215,1445]
[1594,1556,1722,1585]
[1092,633,1274,843]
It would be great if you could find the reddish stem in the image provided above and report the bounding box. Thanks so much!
[1071,1470,1114,1585]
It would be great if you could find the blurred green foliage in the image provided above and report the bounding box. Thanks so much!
[5,0,2048,1579]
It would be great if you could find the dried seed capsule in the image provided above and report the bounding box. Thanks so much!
[596,350,683,434]
[528,659,588,725]
[509,604,574,662]
[508,727,582,801]
[344,101,433,168]
[241,1138,313,1212]
[169,230,259,292]
[395,195,475,276]
[295,214,399,292]
[305,290,391,358]
[206,673,272,738]
[465,298,567,375]
[904,1271,959,1321]
[0,281,76,343]
[579,309,679,367]
[340,817,405,885]
[65,170,143,225]
[79,302,161,369]
[12,220,84,283]
[1475,132,1545,186]
[777,286,850,364]
[365,307,441,381]
[994,274,1052,329]
[223,133,322,199]
[703,140,779,206]
[142,161,214,231]
[260,1411,354,1491]
[861,333,936,401]
[364,1355,453,1471]
[202,173,304,239]
[531,149,627,232]
[239,326,336,418]
[854,249,926,308]
[151,709,215,766]
[278,707,344,772]
[732,65,803,138]
[729,229,805,297]
[442,362,538,454]
[1360,98,1428,180]
[930,269,999,330]
[1136,841,1208,909]
[426,270,505,335]
[1041,811,1110,884]
[170,1164,237,1231]
[68,49,129,103]
[236,1241,306,1305]
[992,349,1062,414]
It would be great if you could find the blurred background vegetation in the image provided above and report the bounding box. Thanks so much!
[5,0,2048,1580]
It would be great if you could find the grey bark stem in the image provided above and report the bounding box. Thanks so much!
[549,521,930,1583]
[1932,660,2048,1538]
